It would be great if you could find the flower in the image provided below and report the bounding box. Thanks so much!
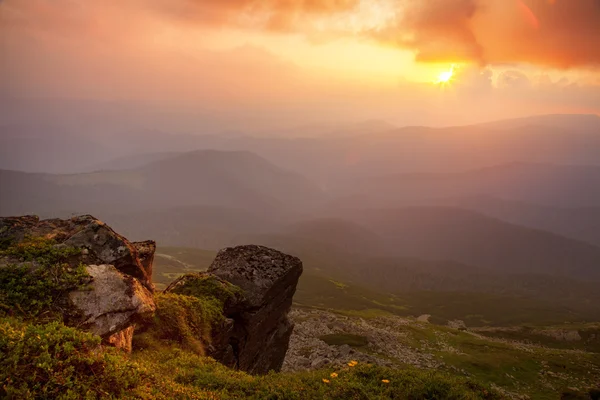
[322,378,330,384]
[382,379,390,384]
[330,373,338,378]
[348,360,359,367]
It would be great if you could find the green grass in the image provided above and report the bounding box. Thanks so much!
[152,245,596,328]
[378,322,600,400]
[0,237,89,318]
[132,348,503,400]
[1,315,505,399]
[0,317,143,399]
[474,325,600,353]
[320,333,369,348]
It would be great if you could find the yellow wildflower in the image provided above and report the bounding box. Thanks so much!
[382,379,390,384]
[348,360,358,367]
[330,373,338,378]
[322,378,330,384]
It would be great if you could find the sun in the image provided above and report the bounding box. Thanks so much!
[436,65,455,84]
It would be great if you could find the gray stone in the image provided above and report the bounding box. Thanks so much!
[69,264,155,338]
[208,245,303,375]
[0,215,157,352]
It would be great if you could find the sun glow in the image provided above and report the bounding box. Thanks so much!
[436,66,455,84]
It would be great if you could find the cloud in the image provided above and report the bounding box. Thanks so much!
[1,0,599,70]
[363,0,600,68]
[370,0,484,64]
[146,0,360,30]
[142,0,600,68]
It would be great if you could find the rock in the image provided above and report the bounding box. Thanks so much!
[311,358,331,369]
[108,326,136,353]
[417,314,431,323]
[62,216,153,291]
[297,357,311,368]
[207,245,303,375]
[133,240,156,280]
[0,215,156,351]
[339,344,352,357]
[448,320,468,331]
[533,329,582,342]
[69,264,155,338]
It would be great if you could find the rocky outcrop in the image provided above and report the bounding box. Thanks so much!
[166,245,303,375]
[283,309,440,372]
[1,216,303,371]
[0,215,156,351]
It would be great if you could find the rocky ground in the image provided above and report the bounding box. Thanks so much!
[283,308,440,372]
[283,308,600,399]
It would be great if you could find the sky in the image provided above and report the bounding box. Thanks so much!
[1,0,599,130]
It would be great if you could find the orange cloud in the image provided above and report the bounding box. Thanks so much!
[149,0,600,68]
[1,0,599,69]
[147,0,359,30]
[368,0,600,68]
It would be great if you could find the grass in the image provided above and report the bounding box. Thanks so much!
[132,348,503,400]
[1,315,505,399]
[377,322,600,400]
[0,237,89,318]
[474,325,600,353]
[152,245,596,328]
[0,317,143,399]
[320,333,369,348]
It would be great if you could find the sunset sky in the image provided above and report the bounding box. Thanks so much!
[1,0,599,129]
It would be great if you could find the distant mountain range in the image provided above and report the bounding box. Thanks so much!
[2,113,600,294]
[0,150,326,216]
[2,114,599,179]
[334,162,600,208]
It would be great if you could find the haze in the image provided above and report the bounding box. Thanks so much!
[2,2,600,396]
[1,0,599,135]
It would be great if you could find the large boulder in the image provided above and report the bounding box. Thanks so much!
[209,245,303,374]
[0,215,156,351]
[166,245,303,374]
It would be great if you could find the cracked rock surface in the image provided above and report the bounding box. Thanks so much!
[0,215,156,351]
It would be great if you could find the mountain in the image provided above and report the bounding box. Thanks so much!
[327,207,600,281]
[333,163,600,208]
[0,125,113,174]
[442,196,600,247]
[475,113,600,132]
[83,151,181,172]
[0,150,326,216]
[4,114,599,180]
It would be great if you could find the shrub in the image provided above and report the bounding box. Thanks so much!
[133,293,223,355]
[0,317,142,399]
[0,237,89,318]
[168,273,243,306]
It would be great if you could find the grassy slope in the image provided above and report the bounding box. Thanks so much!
[153,247,217,290]
[152,246,600,399]
[155,245,599,328]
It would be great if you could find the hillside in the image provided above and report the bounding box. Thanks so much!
[333,162,600,208]
[148,244,600,399]
[331,207,600,281]
[0,150,326,217]
[0,215,507,399]
[442,196,600,247]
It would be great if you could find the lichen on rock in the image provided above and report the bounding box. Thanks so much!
[0,215,156,351]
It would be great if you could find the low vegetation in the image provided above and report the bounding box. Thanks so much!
[0,317,142,399]
[0,237,89,318]
[1,315,503,399]
[3,241,599,399]
[320,333,369,348]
